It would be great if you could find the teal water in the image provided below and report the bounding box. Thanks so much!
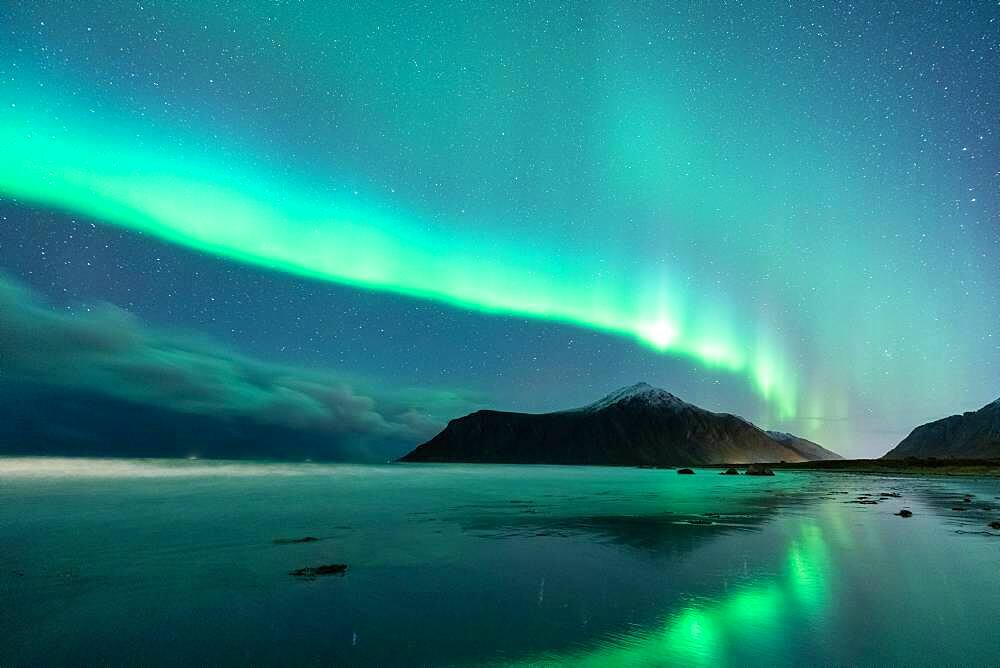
[1,458,999,666]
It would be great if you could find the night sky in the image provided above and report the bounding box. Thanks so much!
[1,1,998,458]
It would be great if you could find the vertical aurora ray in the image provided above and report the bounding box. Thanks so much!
[0,85,799,416]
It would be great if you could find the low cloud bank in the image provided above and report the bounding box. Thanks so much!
[0,276,475,460]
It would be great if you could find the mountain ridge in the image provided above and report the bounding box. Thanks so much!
[401,383,842,466]
[883,397,1000,459]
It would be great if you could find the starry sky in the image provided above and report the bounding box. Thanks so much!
[1,1,998,458]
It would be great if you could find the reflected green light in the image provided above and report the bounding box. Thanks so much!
[0,84,799,418]
[512,518,833,667]
[787,523,831,612]
[660,608,721,667]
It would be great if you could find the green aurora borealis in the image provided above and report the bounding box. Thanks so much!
[0,85,796,417]
[2,1,998,454]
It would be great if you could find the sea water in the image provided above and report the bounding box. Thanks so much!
[1,457,999,666]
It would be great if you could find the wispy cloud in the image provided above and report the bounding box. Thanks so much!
[0,275,477,458]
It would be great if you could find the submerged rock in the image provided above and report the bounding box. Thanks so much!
[677,468,695,475]
[989,521,1000,530]
[720,468,739,475]
[896,510,913,517]
[274,536,320,544]
[290,564,348,579]
[745,463,775,476]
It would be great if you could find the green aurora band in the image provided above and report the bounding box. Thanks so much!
[0,89,797,417]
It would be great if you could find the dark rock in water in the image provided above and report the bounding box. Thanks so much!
[274,536,320,544]
[880,492,901,498]
[677,468,695,475]
[290,564,348,579]
[745,463,775,476]
[989,521,1000,530]
[896,509,913,517]
[721,468,739,475]
[400,382,842,467]
[952,507,967,511]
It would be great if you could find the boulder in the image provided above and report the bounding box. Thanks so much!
[720,468,739,475]
[290,564,348,579]
[745,463,775,476]
[274,536,320,544]
[895,509,913,517]
[677,468,695,475]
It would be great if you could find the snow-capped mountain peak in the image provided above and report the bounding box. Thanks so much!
[584,382,690,412]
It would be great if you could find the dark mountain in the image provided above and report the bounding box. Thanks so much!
[766,430,843,461]
[400,383,842,466]
[883,398,1000,459]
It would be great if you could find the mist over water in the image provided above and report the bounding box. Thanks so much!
[2,459,999,665]
[0,457,375,479]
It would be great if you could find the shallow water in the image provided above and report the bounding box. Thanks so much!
[1,457,999,666]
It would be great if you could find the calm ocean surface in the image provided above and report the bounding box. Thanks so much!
[1,457,999,666]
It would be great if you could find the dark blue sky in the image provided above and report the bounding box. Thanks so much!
[1,1,998,457]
